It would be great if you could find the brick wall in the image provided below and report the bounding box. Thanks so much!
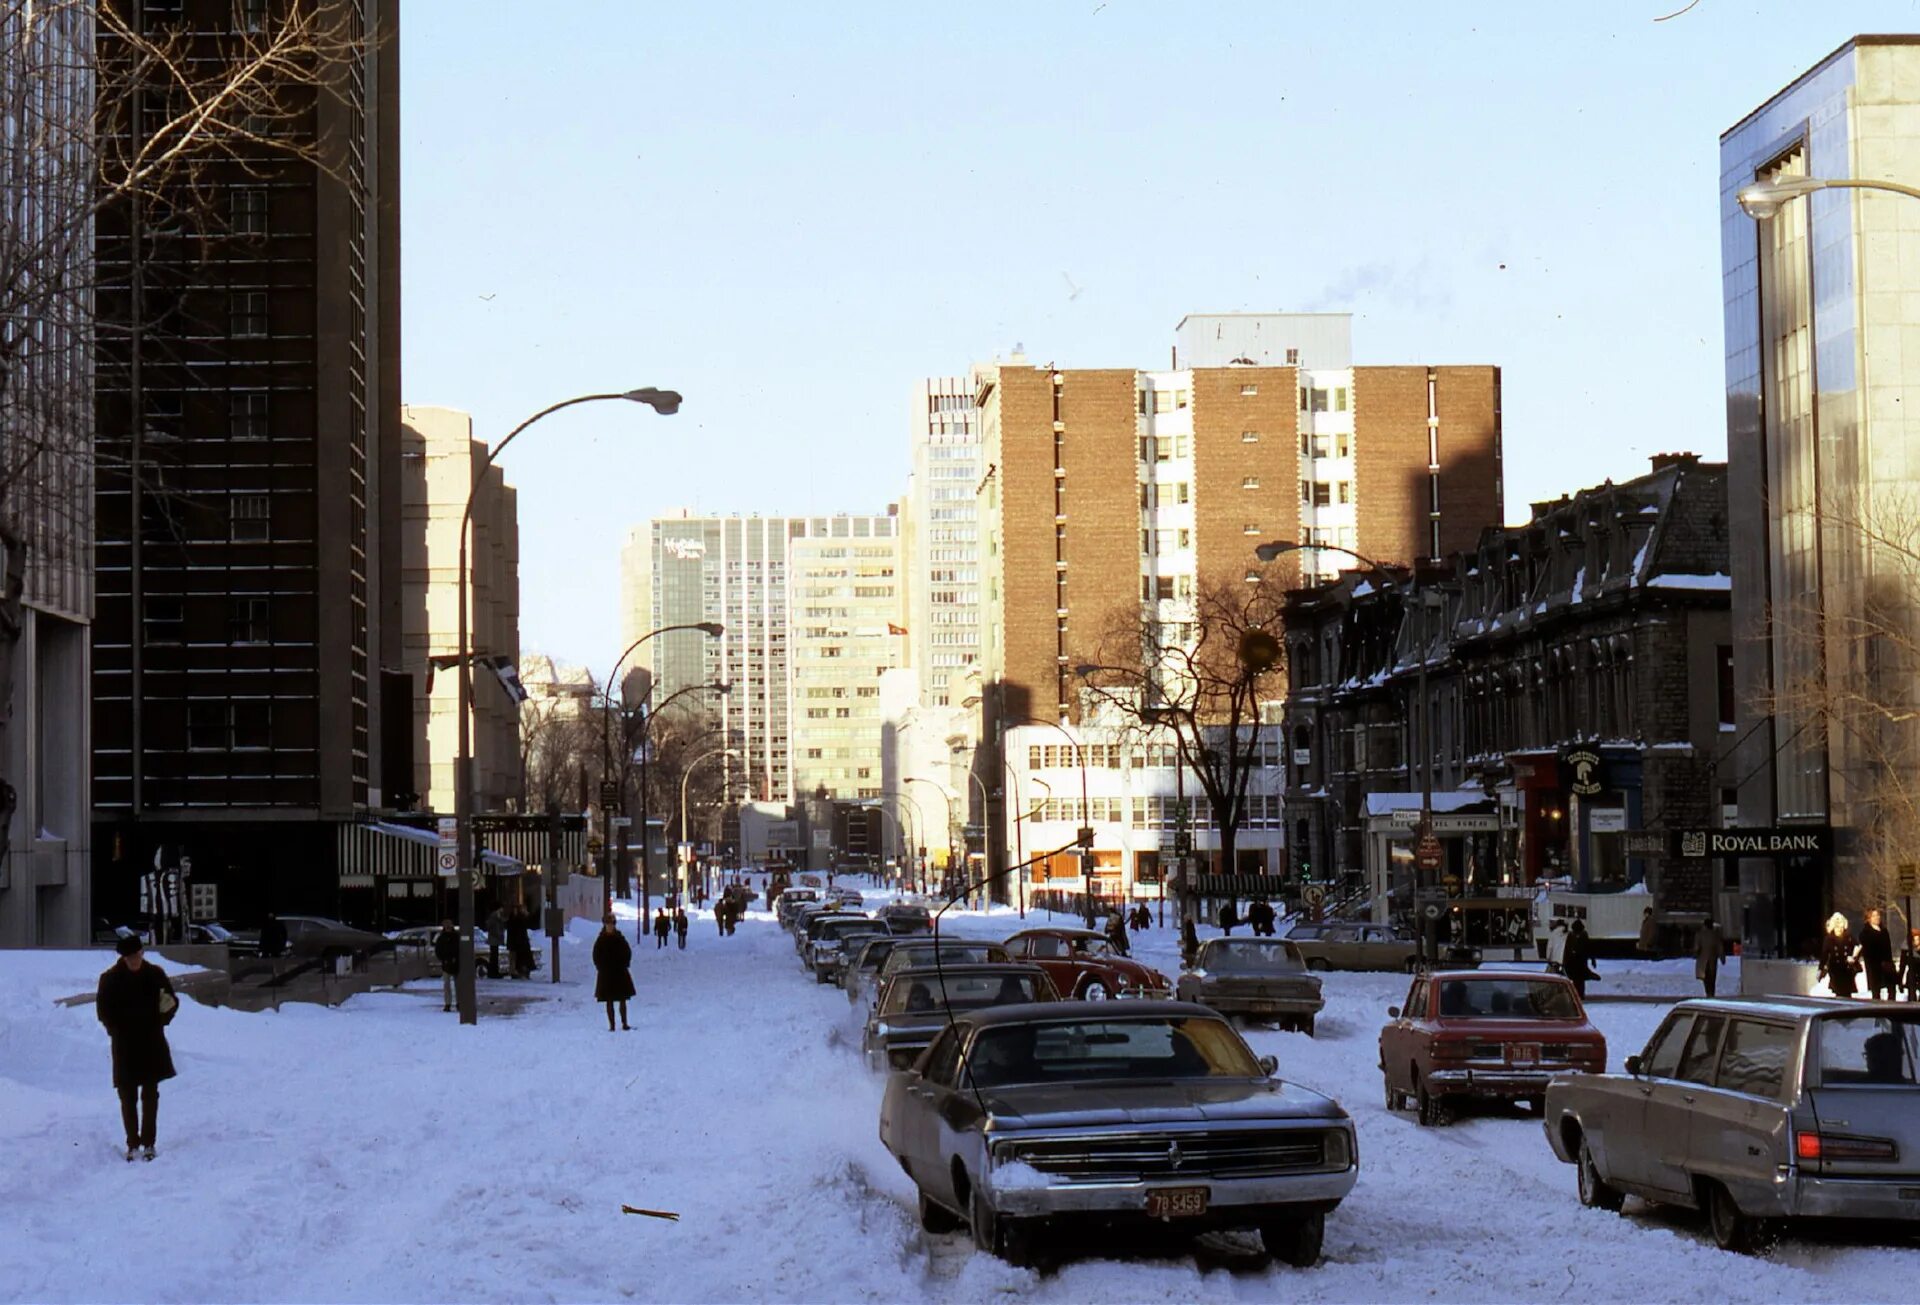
[1434,366,1504,556]
[993,367,1061,723]
[1058,370,1144,721]
[1352,366,1431,568]
[1193,366,1299,588]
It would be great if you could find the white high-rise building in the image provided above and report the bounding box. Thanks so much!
[904,376,985,705]
[787,520,904,803]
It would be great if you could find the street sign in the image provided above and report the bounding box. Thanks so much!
[1900,863,1920,894]
[1423,902,1442,921]
[437,816,457,848]
[438,849,458,876]
[1414,829,1444,873]
[1302,885,1326,908]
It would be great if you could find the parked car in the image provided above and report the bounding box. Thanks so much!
[278,915,393,964]
[1001,927,1171,1001]
[862,940,1012,1007]
[187,921,261,956]
[789,903,856,942]
[878,1000,1358,1267]
[1178,938,1325,1034]
[1544,997,1920,1251]
[385,925,522,977]
[878,902,934,935]
[863,964,1058,1071]
[1288,922,1420,972]
[795,910,869,958]
[826,886,866,908]
[807,918,890,984]
[1282,921,1335,942]
[842,936,901,1000]
[774,889,820,927]
[1380,970,1605,1125]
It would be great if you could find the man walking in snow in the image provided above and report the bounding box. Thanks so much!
[653,910,671,949]
[1695,918,1725,998]
[673,908,689,950]
[593,914,635,1031]
[96,936,179,1162]
[432,919,460,1011]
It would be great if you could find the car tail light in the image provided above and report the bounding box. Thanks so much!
[1798,1132,1899,1162]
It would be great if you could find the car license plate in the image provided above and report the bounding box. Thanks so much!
[1507,1044,1539,1066]
[1145,1186,1209,1219]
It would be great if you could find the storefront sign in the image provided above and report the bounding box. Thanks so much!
[1561,747,1605,796]
[1588,807,1628,834]
[1676,827,1833,859]
[1383,810,1498,833]
[1623,831,1669,856]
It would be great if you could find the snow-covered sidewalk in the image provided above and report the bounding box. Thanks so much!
[1,896,1914,1303]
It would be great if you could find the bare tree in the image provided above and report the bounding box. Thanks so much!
[1762,489,1920,930]
[1078,571,1286,933]
[0,1,362,857]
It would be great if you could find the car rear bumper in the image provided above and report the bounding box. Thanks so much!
[983,1166,1357,1219]
[1785,1172,1920,1220]
[1427,1068,1576,1096]
[1194,995,1324,1017]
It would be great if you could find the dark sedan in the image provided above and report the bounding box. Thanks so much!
[1177,938,1325,1034]
[863,964,1059,1070]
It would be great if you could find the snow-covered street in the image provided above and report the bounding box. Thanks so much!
[4,889,1917,1303]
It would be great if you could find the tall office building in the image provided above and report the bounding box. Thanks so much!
[624,512,901,810]
[787,520,903,802]
[0,3,95,945]
[1722,36,1920,956]
[976,316,1502,897]
[903,377,984,706]
[90,0,403,925]
[399,407,521,818]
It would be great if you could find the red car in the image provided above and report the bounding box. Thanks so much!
[999,927,1170,1001]
[1378,969,1605,1126]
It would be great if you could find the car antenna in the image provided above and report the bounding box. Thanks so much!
[931,835,1084,1117]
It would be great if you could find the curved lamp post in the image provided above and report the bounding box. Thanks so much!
[454,387,682,1025]
[1736,174,1920,220]
[879,788,929,893]
[904,776,958,896]
[1255,537,1445,958]
[677,747,740,905]
[598,623,723,910]
[622,678,730,936]
[1003,713,1095,925]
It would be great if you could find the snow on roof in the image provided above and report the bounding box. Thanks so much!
[1646,572,1732,591]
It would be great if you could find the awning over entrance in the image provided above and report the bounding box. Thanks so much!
[335,822,526,880]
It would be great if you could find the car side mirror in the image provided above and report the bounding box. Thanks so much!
[1624,1054,1643,1077]
[1387,1006,1401,1019]
[1258,1055,1278,1077]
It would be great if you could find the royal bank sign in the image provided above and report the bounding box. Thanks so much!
[1675,827,1833,859]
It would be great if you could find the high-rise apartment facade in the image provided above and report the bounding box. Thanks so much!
[399,407,521,817]
[624,512,901,810]
[903,377,984,706]
[0,2,95,945]
[787,521,903,802]
[976,316,1502,898]
[90,0,403,926]
[1722,36,1920,958]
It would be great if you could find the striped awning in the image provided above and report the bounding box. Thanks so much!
[335,822,525,879]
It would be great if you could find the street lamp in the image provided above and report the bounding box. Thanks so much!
[677,747,739,906]
[1001,763,1050,918]
[623,678,730,937]
[453,387,681,1025]
[879,788,930,893]
[905,776,958,898]
[598,623,724,909]
[1003,713,1096,926]
[1736,174,1920,221]
[1254,538,1446,958]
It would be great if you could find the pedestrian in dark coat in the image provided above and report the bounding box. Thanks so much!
[1218,901,1238,936]
[653,911,671,949]
[1820,912,1859,997]
[1248,899,1277,937]
[1695,918,1725,998]
[592,915,635,1031]
[1562,920,1598,1000]
[484,907,506,973]
[1902,930,1920,1003]
[506,907,534,979]
[96,936,178,1160]
[1104,909,1130,958]
[259,914,289,960]
[1636,907,1658,958]
[1857,909,1896,1001]
[673,909,689,950]
[432,919,460,1012]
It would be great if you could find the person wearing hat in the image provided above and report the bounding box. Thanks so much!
[96,935,180,1161]
[592,913,636,1031]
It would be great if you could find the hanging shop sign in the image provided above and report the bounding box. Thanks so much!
[1560,747,1605,797]
[1675,827,1834,859]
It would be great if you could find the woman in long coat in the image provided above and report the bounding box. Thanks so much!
[97,936,179,1160]
[1820,912,1859,997]
[592,915,635,1031]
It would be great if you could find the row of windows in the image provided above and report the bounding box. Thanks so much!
[1301,386,1350,413]
[1300,480,1353,506]
[1022,794,1286,830]
[144,597,274,646]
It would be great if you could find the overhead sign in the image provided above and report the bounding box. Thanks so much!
[1561,747,1605,797]
[1384,810,1497,833]
[1588,807,1628,834]
[1898,863,1918,894]
[1676,827,1833,859]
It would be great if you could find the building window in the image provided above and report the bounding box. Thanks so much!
[143,599,184,645]
[230,390,268,440]
[230,495,270,541]
[231,290,268,338]
[1240,383,1259,396]
[1716,645,1735,727]
[1309,388,1330,413]
[233,702,271,750]
[143,392,184,443]
[1337,481,1351,505]
[1334,387,1349,412]
[1299,430,1311,456]
[187,703,227,751]
[239,0,270,33]
[1241,429,1259,442]
[1285,348,1299,365]
[230,597,270,644]
[231,186,268,236]
[1242,476,1261,490]
[1243,522,1260,535]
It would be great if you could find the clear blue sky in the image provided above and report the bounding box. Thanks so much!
[400,1,1920,670]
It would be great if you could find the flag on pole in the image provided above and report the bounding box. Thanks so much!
[887,622,907,636]
[487,654,529,704]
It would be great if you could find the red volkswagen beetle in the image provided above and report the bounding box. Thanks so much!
[1000,927,1171,1001]
[1378,969,1606,1126]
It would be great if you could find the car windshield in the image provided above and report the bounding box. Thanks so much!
[1065,936,1114,959]
[1284,923,1327,940]
[820,919,880,942]
[885,944,1002,973]
[965,1017,1262,1087]
[1199,941,1303,973]
[1436,978,1580,1019]
[883,973,1047,1015]
[1817,1014,1920,1086]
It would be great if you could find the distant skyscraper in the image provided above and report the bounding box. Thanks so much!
[903,377,984,708]
[623,511,900,807]
[787,522,904,802]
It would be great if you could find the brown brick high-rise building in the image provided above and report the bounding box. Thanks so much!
[90,0,404,928]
